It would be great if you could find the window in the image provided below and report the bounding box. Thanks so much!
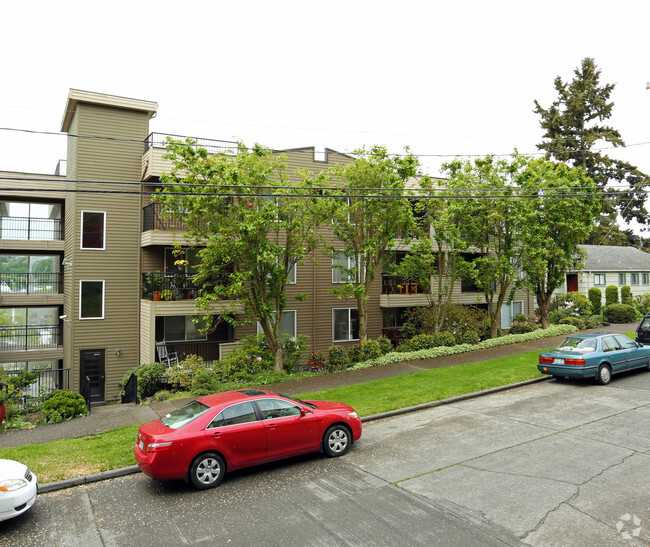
[0,308,60,350]
[81,211,106,250]
[257,310,296,338]
[631,273,640,285]
[501,301,523,329]
[163,315,207,342]
[80,280,104,319]
[618,273,626,285]
[0,202,62,241]
[644,274,649,285]
[333,308,359,342]
[594,273,606,286]
[257,398,302,419]
[332,251,359,283]
[209,402,257,428]
[287,261,297,284]
[0,255,60,294]
[614,334,637,350]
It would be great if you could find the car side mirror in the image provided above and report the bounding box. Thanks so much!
[300,407,306,417]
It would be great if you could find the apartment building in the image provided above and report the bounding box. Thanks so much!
[0,90,533,405]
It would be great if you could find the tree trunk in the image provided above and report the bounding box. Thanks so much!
[273,346,284,373]
[357,297,367,345]
[537,294,550,329]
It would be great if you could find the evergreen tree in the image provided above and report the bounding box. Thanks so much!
[534,57,648,233]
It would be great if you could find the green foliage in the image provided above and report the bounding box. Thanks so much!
[399,332,457,352]
[163,355,207,391]
[0,369,45,419]
[606,285,619,306]
[621,285,633,306]
[604,303,636,323]
[588,287,602,315]
[306,351,327,372]
[634,293,650,316]
[190,369,220,396]
[376,336,394,356]
[122,362,167,400]
[553,292,592,319]
[328,346,349,372]
[509,313,541,334]
[444,304,490,340]
[558,316,586,330]
[41,390,88,423]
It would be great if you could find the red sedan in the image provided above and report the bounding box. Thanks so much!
[135,389,362,489]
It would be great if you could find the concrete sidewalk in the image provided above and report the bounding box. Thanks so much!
[0,322,637,451]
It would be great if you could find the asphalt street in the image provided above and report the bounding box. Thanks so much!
[1,366,649,545]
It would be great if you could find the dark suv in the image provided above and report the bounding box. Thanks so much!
[636,313,650,345]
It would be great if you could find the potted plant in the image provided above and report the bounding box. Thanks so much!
[145,272,164,301]
[160,289,172,301]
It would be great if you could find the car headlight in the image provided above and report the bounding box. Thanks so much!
[0,478,28,492]
[348,411,359,419]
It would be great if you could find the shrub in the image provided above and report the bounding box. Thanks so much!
[635,293,650,316]
[360,339,383,361]
[604,303,636,323]
[190,369,220,396]
[558,316,586,330]
[621,285,633,306]
[41,390,88,423]
[164,355,208,391]
[377,336,394,355]
[328,346,348,372]
[444,304,489,338]
[347,344,362,364]
[280,334,309,370]
[509,313,540,334]
[588,287,602,316]
[606,285,619,306]
[457,331,480,345]
[122,362,167,399]
[583,316,602,329]
[306,351,327,372]
[402,332,457,352]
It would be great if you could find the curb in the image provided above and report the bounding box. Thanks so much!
[38,376,551,493]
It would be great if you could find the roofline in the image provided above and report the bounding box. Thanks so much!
[61,89,158,133]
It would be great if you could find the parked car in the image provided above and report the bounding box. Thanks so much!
[0,460,38,522]
[538,333,650,385]
[135,389,362,490]
[635,313,650,345]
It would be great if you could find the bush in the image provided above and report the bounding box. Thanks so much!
[588,287,602,316]
[122,362,167,400]
[444,304,489,338]
[621,285,633,306]
[558,316,586,330]
[457,331,480,345]
[635,293,650,316]
[401,332,457,352]
[328,346,348,372]
[360,339,383,361]
[377,336,394,355]
[190,369,220,396]
[306,351,327,372]
[606,285,619,306]
[164,355,208,391]
[508,313,541,334]
[604,303,636,323]
[41,390,88,423]
[583,316,602,329]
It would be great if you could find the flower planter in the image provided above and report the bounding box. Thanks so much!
[153,291,162,301]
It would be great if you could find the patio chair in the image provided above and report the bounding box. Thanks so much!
[156,342,179,366]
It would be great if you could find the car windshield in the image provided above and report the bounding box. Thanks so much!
[557,337,597,353]
[161,400,210,429]
[277,392,317,410]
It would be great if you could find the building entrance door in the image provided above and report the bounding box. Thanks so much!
[80,349,105,405]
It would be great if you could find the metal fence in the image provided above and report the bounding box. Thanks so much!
[0,216,63,240]
[144,132,239,155]
[0,325,62,351]
[142,203,188,231]
[0,272,62,294]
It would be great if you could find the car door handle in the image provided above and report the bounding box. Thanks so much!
[210,432,222,438]
[266,424,277,431]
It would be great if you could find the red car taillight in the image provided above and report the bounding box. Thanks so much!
[146,441,173,453]
[539,356,553,364]
[564,359,586,366]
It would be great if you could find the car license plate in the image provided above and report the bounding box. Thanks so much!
[553,358,565,365]
[139,440,144,451]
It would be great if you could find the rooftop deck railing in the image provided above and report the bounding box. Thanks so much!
[144,132,239,155]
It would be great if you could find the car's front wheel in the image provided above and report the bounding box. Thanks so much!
[189,452,225,490]
[596,364,612,385]
[323,424,351,457]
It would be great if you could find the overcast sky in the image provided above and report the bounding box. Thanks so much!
[2,1,650,208]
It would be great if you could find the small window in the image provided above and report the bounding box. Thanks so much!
[332,251,359,283]
[333,308,359,342]
[594,273,606,286]
[287,261,297,284]
[619,273,626,285]
[81,211,106,250]
[631,273,639,285]
[643,274,649,285]
[79,280,104,319]
[257,310,296,338]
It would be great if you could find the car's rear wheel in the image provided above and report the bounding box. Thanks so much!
[323,424,351,457]
[189,452,225,490]
[596,364,612,385]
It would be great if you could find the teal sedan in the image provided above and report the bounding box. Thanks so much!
[538,333,650,385]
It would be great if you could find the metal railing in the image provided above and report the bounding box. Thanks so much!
[142,271,200,301]
[0,325,62,351]
[0,216,63,240]
[0,272,62,295]
[144,132,239,155]
[143,202,189,231]
[161,340,232,365]
[381,275,426,295]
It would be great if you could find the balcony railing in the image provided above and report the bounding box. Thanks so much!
[381,275,426,295]
[142,271,200,301]
[0,325,62,351]
[160,340,233,365]
[0,273,62,295]
[143,203,189,232]
[144,132,239,155]
[0,217,63,240]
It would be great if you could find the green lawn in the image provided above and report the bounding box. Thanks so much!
[0,332,636,485]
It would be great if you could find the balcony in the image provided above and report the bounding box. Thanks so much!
[0,325,62,352]
[380,275,429,308]
[0,273,62,295]
[0,217,63,241]
[159,340,234,365]
[143,203,188,232]
[142,271,199,301]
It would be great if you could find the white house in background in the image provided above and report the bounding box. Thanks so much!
[564,244,650,304]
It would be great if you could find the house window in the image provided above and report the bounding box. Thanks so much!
[332,251,359,283]
[501,301,523,330]
[333,308,359,342]
[163,315,207,342]
[257,310,296,338]
[287,261,297,284]
[644,274,649,285]
[80,280,104,319]
[0,255,60,294]
[164,248,200,275]
[594,273,606,286]
[81,211,106,250]
[631,273,640,285]
[0,307,60,351]
[618,273,626,285]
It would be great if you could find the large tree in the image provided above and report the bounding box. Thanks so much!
[517,158,600,327]
[325,146,420,344]
[534,57,648,232]
[157,140,324,371]
[441,156,525,338]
